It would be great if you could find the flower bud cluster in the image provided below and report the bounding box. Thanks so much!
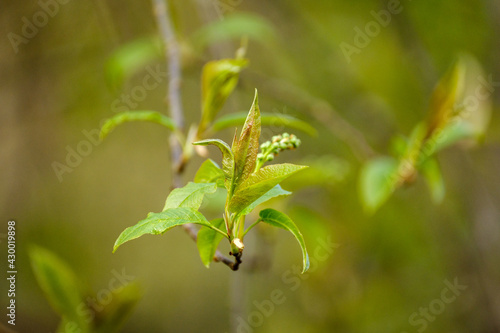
[256,133,301,169]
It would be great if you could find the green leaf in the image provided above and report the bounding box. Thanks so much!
[163,182,217,211]
[198,58,249,135]
[191,13,278,52]
[113,208,213,252]
[211,112,317,137]
[229,163,307,215]
[29,246,89,331]
[193,139,234,190]
[420,157,445,204]
[197,218,226,268]
[259,208,310,273]
[239,185,291,216]
[426,58,466,137]
[194,159,225,187]
[232,90,261,191]
[359,157,399,213]
[105,36,162,89]
[94,283,141,333]
[100,111,175,140]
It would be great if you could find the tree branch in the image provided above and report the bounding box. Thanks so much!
[152,0,238,271]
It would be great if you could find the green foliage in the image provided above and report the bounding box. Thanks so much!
[198,58,249,135]
[29,246,140,333]
[162,182,217,211]
[197,218,226,268]
[29,245,89,329]
[359,55,491,213]
[100,111,175,140]
[194,159,225,187]
[228,163,307,215]
[113,208,218,252]
[257,209,310,273]
[111,90,308,271]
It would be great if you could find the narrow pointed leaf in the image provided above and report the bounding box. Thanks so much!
[211,112,317,136]
[100,111,175,140]
[198,58,248,135]
[259,208,310,273]
[232,91,261,190]
[193,139,234,190]
[113,208,212,252]
[239,185,291,216]
[29,246,89,330]
[197,218,226,268]
[163,182,217,211]
[194,159,225,187]
[426,59,465,137]
[229,163,307,215]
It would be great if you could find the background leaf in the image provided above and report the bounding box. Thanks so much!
[197,218,226,268]
[229,163,307,215]
[100,111,175,140]
[258,208,310,273]
[29,246,89,331]
[162,182,217,211]
[105,36,162,89]
[359,157,399,213]
[198,58,248,135]
[94,283,142,333]
[190,13,278,52]
[211,112,317,136]
[113,208,212,252]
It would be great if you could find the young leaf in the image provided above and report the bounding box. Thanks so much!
[258,208,310,273]
[198,58,249,135]
[229,163,307,215]
[113,208,213,252]
[232,91,261,191]
[211,112,317,137]
[420,157,445,204]
[29,246,89,330]
[163,182,217,211]
[359,157,399,213]
[239,185,291,216]
[426,59,465,137]
[197,218,226,268]
[193,139,234,190]
[194,159,225,187]
[100,111,175,140]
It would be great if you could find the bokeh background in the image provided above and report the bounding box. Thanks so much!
[1,0,500,332]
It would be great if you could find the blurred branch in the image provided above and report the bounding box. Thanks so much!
[152,0,238,271]
[244,72,376,161]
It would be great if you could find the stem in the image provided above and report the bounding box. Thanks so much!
[243,218,262,238]
[152,0,238,270]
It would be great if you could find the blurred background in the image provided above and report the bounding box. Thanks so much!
[1,0,500,332]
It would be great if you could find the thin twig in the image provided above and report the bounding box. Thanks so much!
[244,72,376,161]
[152,0,238,270]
